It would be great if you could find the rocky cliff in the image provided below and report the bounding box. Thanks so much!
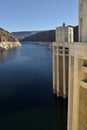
[0,28,21,50]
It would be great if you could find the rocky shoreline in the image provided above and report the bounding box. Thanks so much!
[0,41,21,50]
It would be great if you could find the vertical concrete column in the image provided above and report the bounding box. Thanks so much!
[63,46,66,98]
[72,56,79,130]
[53,43,55,94]
[57,45,59,96]
[67,55,72,130]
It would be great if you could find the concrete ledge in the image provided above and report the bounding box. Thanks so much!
[82,66,87,73]
[80,81,87,89]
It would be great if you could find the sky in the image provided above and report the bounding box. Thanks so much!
[0,0,78,32]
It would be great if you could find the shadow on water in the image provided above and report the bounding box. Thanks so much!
[53,95,68,130]
[0,94,68,130]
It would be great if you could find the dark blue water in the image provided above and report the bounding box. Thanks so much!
[0,42,67,130]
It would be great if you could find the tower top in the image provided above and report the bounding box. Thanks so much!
[63,23,66,27]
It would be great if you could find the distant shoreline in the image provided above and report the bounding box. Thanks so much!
[20,41,53,45]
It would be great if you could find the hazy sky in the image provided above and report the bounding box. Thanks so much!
[0,0,78,32]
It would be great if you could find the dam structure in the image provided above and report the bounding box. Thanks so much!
[53,0,87,129]
[68,0,87,130]
[53,24,73,98]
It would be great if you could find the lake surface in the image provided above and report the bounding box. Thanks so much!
[0,42,67,130]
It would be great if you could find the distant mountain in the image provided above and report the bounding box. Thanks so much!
[12,31,42,40]
[12,30,55,42]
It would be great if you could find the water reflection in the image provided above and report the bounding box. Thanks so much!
[53,95,68,130]
[0,48,20,63]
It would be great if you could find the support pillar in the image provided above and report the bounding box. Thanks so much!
[57,45,59,96]
[63,46,66,98]
[72,57,79,130]
[53,45,56,94]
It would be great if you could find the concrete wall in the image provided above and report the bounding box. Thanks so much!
[53,42,87,129]
[79,0,87,42]
[68,42,87,130]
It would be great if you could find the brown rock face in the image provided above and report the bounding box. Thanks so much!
[0,28,18,42]
[0,28,21,49]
